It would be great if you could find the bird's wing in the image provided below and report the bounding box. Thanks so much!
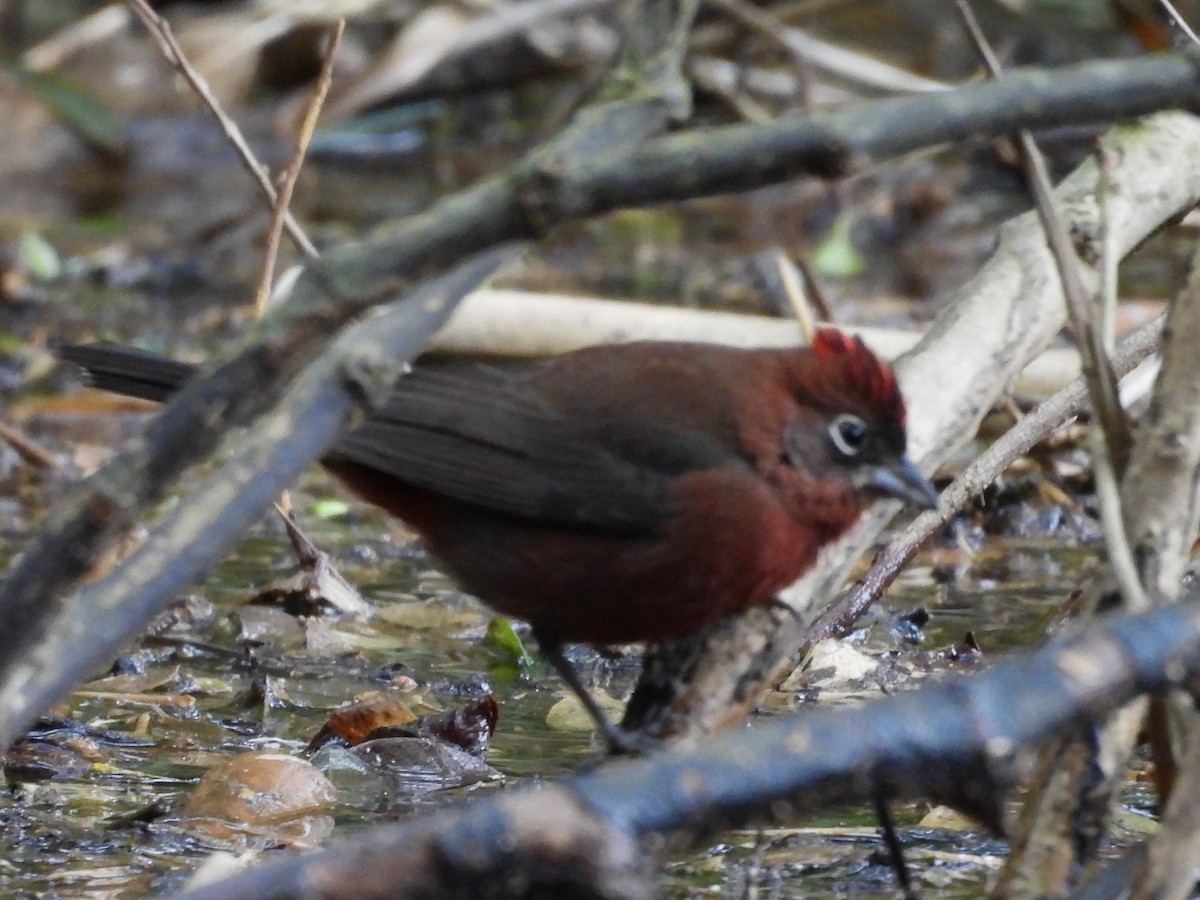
[330,361,736,534]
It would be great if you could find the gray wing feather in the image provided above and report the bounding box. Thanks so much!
[331,363,683,533]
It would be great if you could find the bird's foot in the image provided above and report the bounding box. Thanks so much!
[534,632,665,757]
[599,722,663,757]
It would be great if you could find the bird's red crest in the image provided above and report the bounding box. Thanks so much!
[811,328,904,423]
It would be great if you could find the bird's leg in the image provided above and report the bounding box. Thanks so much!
[874,794,916,900]
[532,630,650,755]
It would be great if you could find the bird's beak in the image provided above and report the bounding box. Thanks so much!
[864,457,939,509]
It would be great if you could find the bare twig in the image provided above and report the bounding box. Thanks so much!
[1120,223,1200,899]
[771,250,818,342]
[247,20,344,579]
[252,20,342,315]
[1157,0,1200,45]
[1087,139,1148,612]
[122,0,318,259]
[956,0,1145,616]
[954,4,1176,894]
[23,2,129,72]
[703,0,950,94]
[326,0,614,119]
[0,419,58,471]
[1096,142,1121,351]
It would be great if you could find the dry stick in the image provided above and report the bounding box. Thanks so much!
[253,19,343,315]
[326,0,614,119]
[23,3,129,72]
[701,0,816,107]
[247,21,342,571]
[1032,166,1148,602]
[772,249,818,343]
[0,419,58,471]
[122,0,318,259]
[1125,257,1200,899]
[955,1,1130,460]
[1158,0,1200,44]
[1095,143,1120,352]
[956,6,1166,895]
[1086,141,1149,613]
[804,316,1164,646]
[955,0,1147,610]
[1125,16,1200,897]
[792,255,835,323]
[702,0,949,94]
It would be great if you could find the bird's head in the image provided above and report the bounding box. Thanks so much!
[766,329,937,528]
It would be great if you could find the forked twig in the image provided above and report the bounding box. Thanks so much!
[122,0,318,259]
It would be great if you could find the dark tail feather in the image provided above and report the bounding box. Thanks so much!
[59,343,199,403]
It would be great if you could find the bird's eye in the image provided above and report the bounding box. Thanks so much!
[828,413,868,459]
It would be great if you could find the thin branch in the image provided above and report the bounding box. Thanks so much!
[703,0,950,94]
[772,249,818,342]
[956,0,1145,610]
[1096,142,1120,351]
[253,20,342,315]
[1088,140,1149,613]
[1158,0,1200,45]
[122,0,318,259]
[956,0,1133,467]
[0,419,58,471]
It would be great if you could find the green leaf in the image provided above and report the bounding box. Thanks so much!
[310,498,351,519]
[811,213,866,278]
[483,616,534,667]
[18,230,61,281]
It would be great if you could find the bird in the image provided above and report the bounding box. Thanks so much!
[62,329,936,751]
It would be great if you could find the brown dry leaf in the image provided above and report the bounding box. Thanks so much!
[395,694,498,757]
[307,691,417,750]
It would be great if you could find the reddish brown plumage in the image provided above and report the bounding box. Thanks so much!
[63,333,933,648]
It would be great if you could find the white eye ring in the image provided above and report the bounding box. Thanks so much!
[829,413,868,458]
